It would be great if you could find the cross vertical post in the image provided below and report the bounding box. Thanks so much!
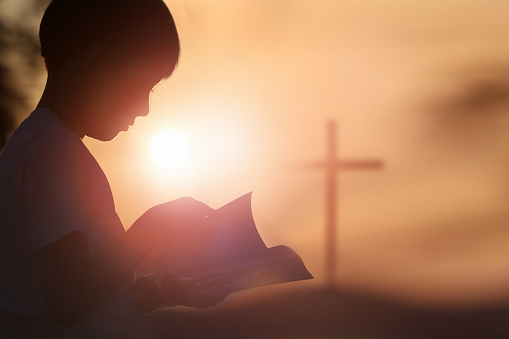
[301,120,383,289]
[325,121,338,287]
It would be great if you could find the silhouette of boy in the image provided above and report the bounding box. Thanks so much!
[0,0,216,337]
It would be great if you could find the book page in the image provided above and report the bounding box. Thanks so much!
[137,192,313,304]
[178,245,313,304]
[152,192,267,277]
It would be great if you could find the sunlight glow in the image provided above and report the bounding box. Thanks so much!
[150,130,190,169]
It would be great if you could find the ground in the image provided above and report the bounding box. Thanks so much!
[149,286,509,339]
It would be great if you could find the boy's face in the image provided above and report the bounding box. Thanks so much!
[77,55,171,141]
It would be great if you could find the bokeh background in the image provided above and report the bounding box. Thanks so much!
[2,0,509,329]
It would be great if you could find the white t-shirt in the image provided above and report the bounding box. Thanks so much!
[0,108,156,338]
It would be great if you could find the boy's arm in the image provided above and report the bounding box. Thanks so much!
[35,197,215,325]
[35,226,151,325]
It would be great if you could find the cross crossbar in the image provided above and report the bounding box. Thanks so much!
[301,160,383,171]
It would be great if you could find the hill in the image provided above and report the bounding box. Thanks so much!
[149,287,509,339]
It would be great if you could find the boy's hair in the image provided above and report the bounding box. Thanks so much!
[39,0,180,79]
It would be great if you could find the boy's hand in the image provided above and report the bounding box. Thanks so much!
[133,276,164,314]
[161,274,224,309]
[134,274,223,313]
[131,197,217,249]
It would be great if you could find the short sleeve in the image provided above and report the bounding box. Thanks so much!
[23,128,93,251]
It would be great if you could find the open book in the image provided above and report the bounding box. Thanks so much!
[137,192,313,306]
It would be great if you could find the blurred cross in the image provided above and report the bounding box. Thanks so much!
[302,120,383,289]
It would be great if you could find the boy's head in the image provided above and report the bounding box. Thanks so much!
[39,0,180,140]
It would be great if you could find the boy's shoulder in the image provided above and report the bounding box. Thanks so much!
[0,108,87,174]
[17,108,77,139]
[5,108,82,153]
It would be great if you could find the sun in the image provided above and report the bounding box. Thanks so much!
[150,130,190,169]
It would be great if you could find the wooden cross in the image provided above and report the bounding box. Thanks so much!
[302,120,383,288]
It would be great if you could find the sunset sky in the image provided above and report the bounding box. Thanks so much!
[5,0,509,309]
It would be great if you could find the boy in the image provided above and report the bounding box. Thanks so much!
[0,0,215,337]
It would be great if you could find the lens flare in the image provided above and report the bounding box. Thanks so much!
[150,130,190,169]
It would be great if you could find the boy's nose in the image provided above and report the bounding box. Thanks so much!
[139,98,150,117]
[133,101,149,118]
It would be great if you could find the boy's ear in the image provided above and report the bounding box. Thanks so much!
[74,49,109,82]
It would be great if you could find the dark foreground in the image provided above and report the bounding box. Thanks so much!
[149,287,509,339]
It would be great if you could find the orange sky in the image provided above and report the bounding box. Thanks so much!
[6,0,509,308]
